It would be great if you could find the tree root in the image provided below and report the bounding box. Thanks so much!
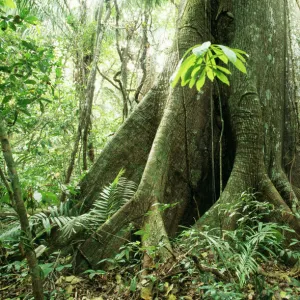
[271,168,300,212]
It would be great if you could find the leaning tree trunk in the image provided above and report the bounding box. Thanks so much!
[56,0,300,272]
[0,119,44,299]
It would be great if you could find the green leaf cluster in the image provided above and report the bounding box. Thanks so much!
[170,41,248,91]
[0,29,61,121]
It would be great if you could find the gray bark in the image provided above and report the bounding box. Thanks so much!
[56,0,300,272]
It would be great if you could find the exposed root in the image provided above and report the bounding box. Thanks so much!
[74,194,150,273]
[271,169,300,212]
[259,176,300,235]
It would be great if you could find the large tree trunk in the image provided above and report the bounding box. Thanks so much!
[59,0,300,272]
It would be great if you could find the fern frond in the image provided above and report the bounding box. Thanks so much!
[0,222,20,242]
[235,242,258,287]
[87,170,137,228]
[59,214,90,238]
[30,171,137,240]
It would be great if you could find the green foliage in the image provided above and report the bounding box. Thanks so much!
[176,191,299,296]
[30,170,137,239]
[0,31,59,120]
[0,214,20,245]
[199,282,243,300]
[39,260,72,279]
[83,268,106,280]
[87,191,300,298]
[170,41,248,91]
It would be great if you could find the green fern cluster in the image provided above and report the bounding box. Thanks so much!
[30,170,137,239]
[0,170,136,245]
[178,192,295,291]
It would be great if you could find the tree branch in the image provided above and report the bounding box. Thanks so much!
[97,66,120,90]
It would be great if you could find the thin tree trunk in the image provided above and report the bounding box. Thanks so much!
[114,0,130,119]
[134,9,150,103]
[82,0,112,170]
[0,118,44,300]
[61,0,111,198]
[0,166,14,203]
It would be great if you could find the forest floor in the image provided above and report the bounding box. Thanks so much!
[1,250,300,299]
[2,198,300,299]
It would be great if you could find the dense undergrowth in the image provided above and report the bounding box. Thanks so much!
[1,189,300,299]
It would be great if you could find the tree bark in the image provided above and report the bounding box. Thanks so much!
[56,0,300,272]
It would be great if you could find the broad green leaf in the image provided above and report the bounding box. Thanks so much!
[217,45,237,63]
[0,65,11,73]
[134,229,145,236]
[24,16,39,25]
[206,66,214,82]
[233,59,247,74]
[42,75,50,82]
[130,277,137,292]
[232,48,248,56]
[170,64,182,86]
[39,101,45,113]
[2,95,12,103]
[179,55,196,78]
[0,20,8,31]
[235,52,246,62]
[214,69,230,85]
[38,61,48,73]
[18,107,31,116]
[191,65,201,78]
[18,98,34,105]
[40,263,54,278]
[181,44,202,61]
[189,66,202,88]
[196,70,206,91]
[207,50,216,67]
[24,79,36,84]
[192,41,211,57]
[216,66,231,74]
[170,56,195,88]
[8,21,16,31]
[13,15,22,24]
[210,46,228,64]
[189,74,197,88]
[40,98,52,103]
[181,64,195,86]
[55,67,62,78]
[3,0,16,8]
[21,40,36,51]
